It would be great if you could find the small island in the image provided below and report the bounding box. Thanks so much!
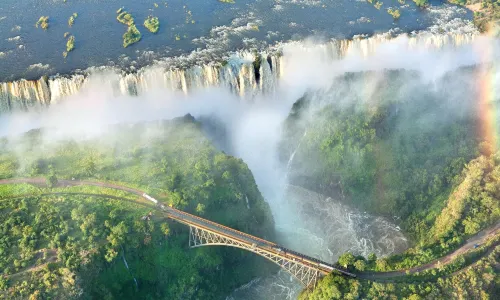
[63,35,75,58]
[68,13,78,27]
[66,36,75,52]
[387,8,401,19]
[35,16,49,30]
[144,16,160,33]
[123,24,141,48]
[117,11,134,26]
[116,9,142,48]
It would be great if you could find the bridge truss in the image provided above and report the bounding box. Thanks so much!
[188,225,322,287]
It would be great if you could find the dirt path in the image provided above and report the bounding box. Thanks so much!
[358,222,500,280]
[6,249,58,279]
[0,177,144,196]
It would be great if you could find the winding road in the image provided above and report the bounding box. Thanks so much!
[358,222,500,280]
[1,177,499,282]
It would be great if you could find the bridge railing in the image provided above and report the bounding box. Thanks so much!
[165,205,277,247]
[155,198,356,277]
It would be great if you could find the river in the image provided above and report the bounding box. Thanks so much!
[0,0,473,80]
[1,1,497,299]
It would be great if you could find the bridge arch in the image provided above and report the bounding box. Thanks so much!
[188,225,322,287]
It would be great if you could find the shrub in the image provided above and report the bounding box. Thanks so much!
[387,8,401,19]
[66,36,75,52]
[36,16,49,30]
[68,13,78,27]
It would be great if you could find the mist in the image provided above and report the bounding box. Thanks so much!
[1,34,500,299]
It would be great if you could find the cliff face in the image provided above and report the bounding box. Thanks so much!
[0,32,476,115]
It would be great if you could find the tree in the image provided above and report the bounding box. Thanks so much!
[79,154,98,177]
[105,248,118,262]
[0,276,8,291]
[160,223,170,237]
[196,203,206,215]
[354,260,366,271]
[338,252,356,268]
[107,222,129,247]
[376,259,389,271]
[46,173,58,188]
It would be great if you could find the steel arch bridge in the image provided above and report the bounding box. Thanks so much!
[160,196,357,288]
[187,224,323,287]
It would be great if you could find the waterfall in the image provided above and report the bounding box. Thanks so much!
[0,32,477,115]
[121,247,139,290]
[286,131,307,173]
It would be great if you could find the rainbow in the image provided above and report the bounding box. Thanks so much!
[476,36,498,155]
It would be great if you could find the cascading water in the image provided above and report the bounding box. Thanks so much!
[1,29,498,300]
[0,32,477,115]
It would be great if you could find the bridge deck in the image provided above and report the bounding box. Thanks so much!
[161,204,355,277]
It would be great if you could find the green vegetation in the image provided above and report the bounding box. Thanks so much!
[117,11,134,26]
[116,10,142,47]
[249,24,259,31]
[374,1,383,9]
[413,0,428,7]
[332,154,500,274]
[387,8,401,19]
[123,25,141,48]
[281,72,482,243]
[35,16,49,30]
[448,0,500,32]
[398,0,406,4]
[282,70,500,298]
[63,35,75,58]
[0,116,275,299]
[66,36,75,52]
[301,244,499,299]
[144,16,160,33]
[68,13,78,28]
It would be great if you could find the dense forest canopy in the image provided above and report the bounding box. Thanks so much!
[0,115,276,299]
[281,69,500,299]
[281,69,483,241]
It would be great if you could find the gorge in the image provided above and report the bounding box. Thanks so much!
[0,3,499,298]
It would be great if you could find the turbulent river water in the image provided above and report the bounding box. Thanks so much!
[0,0,473,80]
[1,1,499,299]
